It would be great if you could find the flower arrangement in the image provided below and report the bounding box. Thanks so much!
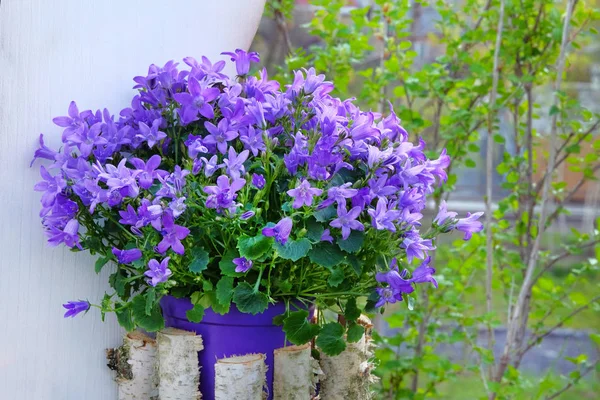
[32,50,482,355]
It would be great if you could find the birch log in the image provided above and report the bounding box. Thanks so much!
[319,318,377,400]
[214,354,267,400]
[273,344,323,399]
[107,331,158,400]
[157,328,204,400]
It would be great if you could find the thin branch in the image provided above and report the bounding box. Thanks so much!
[532,239,600,285]
[544,359,599,400]
[484,0,505,380]
[495,0,576,386]
[522,294,600,356]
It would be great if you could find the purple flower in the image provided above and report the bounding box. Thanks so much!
[319,183,358,211]
[252,173,266,189]
[455,212,484,240]
[136,119,167,148]
[63,300,90,318]
[156,212,190,255]
[185,134,208,159]
[240,210,255,220]
[47,219,82,249]
[130,155,165,189]
[204,119,239,154]
[34,166,67,207]
[53,101,88,141]
[174,76,220,124]
[433,200,458,227]
[287,180,323,209]
[202,155,222,177]
[169,197,187,218]
[30,134,58,167]
[375,287,404,308]
[221,49,260,76]
[145,257,172,286]
[240,126,266,156]
[402,231,435,263]
[233,257,253,273]
[262,217,293,245]
[112,247,143,264]
[223,147,249,179]
[321,229,334,243]
[410,257,437,288]
[376,258,414,294]
[330,206,364,240]
[368,198,401,232]
[203,175,246,213]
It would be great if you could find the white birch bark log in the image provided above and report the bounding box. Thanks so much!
[107,331,158,400]
[157,328,204,400]
[214,354,267,400]
[273,344,323,399]
[318,320,377,400]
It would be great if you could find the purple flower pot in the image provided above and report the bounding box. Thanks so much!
[160,295,292,400]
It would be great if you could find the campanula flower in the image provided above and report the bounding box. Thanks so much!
[145,257,172,286]
[63,300,90,318]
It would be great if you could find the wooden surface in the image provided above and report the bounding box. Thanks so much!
[0,1,265,398]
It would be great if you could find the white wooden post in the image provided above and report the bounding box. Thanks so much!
[0,1,265,399]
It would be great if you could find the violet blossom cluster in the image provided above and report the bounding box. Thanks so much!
[32,49,483,318]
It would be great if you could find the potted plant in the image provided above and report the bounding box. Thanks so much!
[32,50,482,397]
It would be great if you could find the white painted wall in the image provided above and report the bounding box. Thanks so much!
[0,1,265,398]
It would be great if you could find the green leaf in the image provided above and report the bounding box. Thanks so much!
[115,305,134,332]
[233,282,269,315]
[309,242,345,269]
[186,303,205,323]
[95,256,110,274]
[216,277,234,305]
[306,218,325,241]
[131,296,164,332]
[145,289,155,316]
[347,323,365,343]
[345,255,362,276]
[282,310,321,345]
[344,298,361,321]
[237,235,272,260]
[219,249,243,277]
[314,205,337,222]
[336,231,365,253]
[274,238,312,261]
[316,322,346,356]
[328,267,345,287]
[189,248,209,274]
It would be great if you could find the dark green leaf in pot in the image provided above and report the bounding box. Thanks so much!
[216,276,234,305]
[237,234,272,260]
[305,217,325,242]
[219,249,243,277]
[316,322,346,356]
[145,288,156,316]
[131,296,164,332]
[274,238,312,261]
[347,323,365,343]
[95,256,110,274]
[233,282,269,315]
[336,230,365,253]
[309,242,345,269]
[314,205,337,222]
[328,267,345,287]
[344,297,361,321]
[282,310,321,345]
[186,303,205,323]
[345,255,363,276]
[115,305,135,332]
[189,248,210,274]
